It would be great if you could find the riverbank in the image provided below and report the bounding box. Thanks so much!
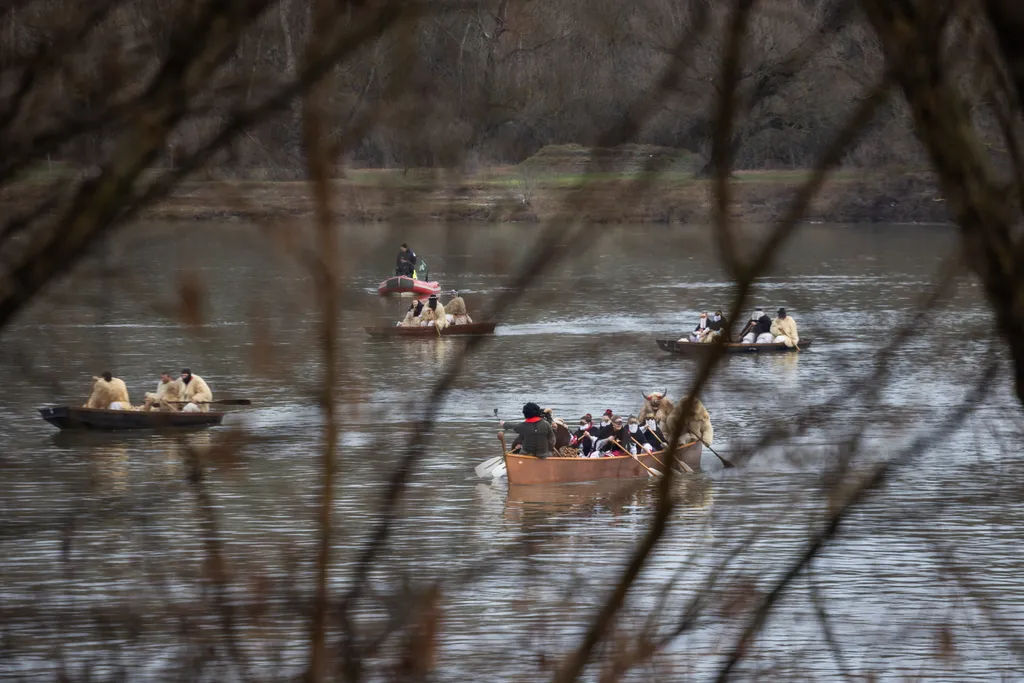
[145,166,951,225]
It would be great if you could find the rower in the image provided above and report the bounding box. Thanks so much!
[571,414,598,456]
[595,414,626,456]
[680,312,710,343]
[741,308,774,344]
[500,402,556,459]
[396,243,418,277]
[770,308,799,348]
[445,293,473,326]
[639,417,666,451]
[85,371,131,410]
[702,309,727,343]
[143,371,184,411]
[180,368,213,412]
[418,294,447,330]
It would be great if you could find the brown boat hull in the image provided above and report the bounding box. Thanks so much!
[656,338,811,355]
[503,440,703,485]
[364,322,497,337]
[38,406,224,431]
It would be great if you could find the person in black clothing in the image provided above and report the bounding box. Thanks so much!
[572,413,598,456]
[639,417,667,451]
[596,414,629,455]
[708,310,728,340]
[500,402,556,458]
[741,308,774,344]
[395,243,418,277]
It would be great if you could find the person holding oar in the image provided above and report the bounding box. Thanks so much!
[499,402,556,459]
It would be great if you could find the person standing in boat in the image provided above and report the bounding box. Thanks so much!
[142,371,184,411]
[180,368,213,412]
[85,371,131,410]
[770,308,800,348]
[740,308,775,344]
[396,243,418,277]
[500,402,556,459]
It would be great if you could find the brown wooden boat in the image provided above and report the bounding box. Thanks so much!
[39,406,224,431]
[656,338,812,355]
[364,322,497,337]
[500,435,703,485]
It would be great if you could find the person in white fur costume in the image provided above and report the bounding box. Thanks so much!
[180,368,213,412]
[143,372,185,411]
[418,294,447,331]
[770,308,799,348]
[85,372,131,410]
[444,293,473,326]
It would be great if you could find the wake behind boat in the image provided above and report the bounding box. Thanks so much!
[39,406,224,431]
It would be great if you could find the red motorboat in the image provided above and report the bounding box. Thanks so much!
[377,276,442,297]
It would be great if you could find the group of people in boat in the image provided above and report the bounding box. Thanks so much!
[679,307,799,348]
[397,293,473,329]
[498,392,713,460]
[84,369,213,412]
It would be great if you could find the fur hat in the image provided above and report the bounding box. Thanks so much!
[581,413,592,423]
[523,402,542,419]
[778,307,786,317]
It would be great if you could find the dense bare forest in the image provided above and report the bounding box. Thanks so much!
[0,0,992,175]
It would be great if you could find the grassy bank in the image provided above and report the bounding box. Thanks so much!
[142,165,951,225]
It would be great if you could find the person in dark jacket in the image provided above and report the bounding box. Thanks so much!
[707,310,728,341]
[501,402,556,458]
[639,417,667,451]
[597,415,630,455]
[395,243,418,277]
[740,308,774,344]
[572,414,598,456]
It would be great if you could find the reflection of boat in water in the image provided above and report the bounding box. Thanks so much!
[503,477,713,524]
[656,338,813,355]
[39,406,224,431]
[500,435,703,484]
[363,322,496,337]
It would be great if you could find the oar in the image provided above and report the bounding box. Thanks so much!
[164,399,252,406]
[695,437,735,469]
[474,409,506,478]
[610,438,662,478]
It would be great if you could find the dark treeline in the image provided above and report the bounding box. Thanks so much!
[1,0,997,176]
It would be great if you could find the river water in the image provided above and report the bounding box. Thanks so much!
[1,222,1022,681]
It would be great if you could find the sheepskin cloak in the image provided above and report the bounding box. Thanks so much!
[85,377,131,409]
[420,301,448,330]
[445,297,473,325]
[770,316,799,347]
[183,374,213,411]
[145,378,184,411]
[681,397,714,446]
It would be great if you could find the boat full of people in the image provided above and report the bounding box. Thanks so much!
[478,392,716,484]
[38,369,241,431]
[366,292,492,336]
[661,306,809,354]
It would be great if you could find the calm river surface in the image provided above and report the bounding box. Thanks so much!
[1,222,1022,681]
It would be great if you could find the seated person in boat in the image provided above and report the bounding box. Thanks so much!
[500,402,555,458]
[541,408,573,449]
[680,395,714,446]
[571,413,598,456]
[740,308,775,344]
[639,417,666,451]
[418,294,448,330]
[621,415,646,455]
[444,293,473,326]
[770,308,799,348]
[594,413,628,457]
[396,243,418,277]
[680,312,710,342]
[84,371,132,410]
[399,300,424,327]
[701,310,728,343]
[180,368,213,412]
[143,371,185,411]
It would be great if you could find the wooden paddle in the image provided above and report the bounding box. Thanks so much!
[475,410,507,478]
[164,399,252,406]
[696,437,735,469]
[610,438,662,478]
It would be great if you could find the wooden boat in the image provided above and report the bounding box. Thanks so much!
[38,406,224,431]
[500,435,703,485]
[656,338,812,355]
[364,321,497,337]
[377,276,441,297]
